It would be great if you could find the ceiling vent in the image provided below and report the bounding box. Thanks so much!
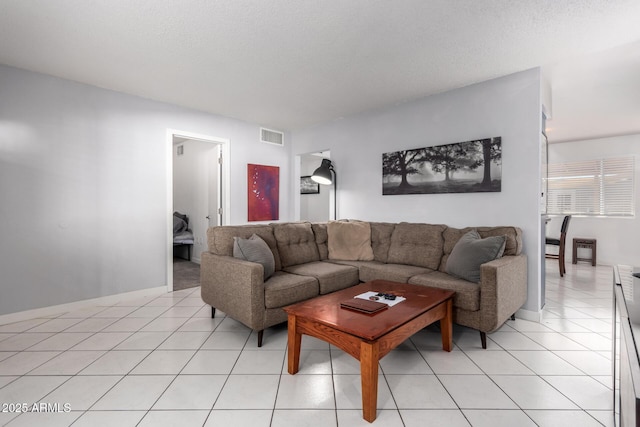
[260,128,284,146]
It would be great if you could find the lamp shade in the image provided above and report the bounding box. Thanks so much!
[311,159,333,185]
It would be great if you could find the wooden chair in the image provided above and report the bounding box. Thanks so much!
[545,215,571,277]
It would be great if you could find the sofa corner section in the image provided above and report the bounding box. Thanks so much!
[200,251,267,330]
[478,254,528,332]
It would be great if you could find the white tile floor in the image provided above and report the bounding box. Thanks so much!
[0,263,614,426]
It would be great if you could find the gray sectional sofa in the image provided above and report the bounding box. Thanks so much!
[200,221,527,348]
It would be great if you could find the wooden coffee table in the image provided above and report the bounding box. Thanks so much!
[283,280,455,423]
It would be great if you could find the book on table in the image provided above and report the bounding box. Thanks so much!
[339,298,388,314]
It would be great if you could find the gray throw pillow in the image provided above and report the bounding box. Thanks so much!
[446,230,506,283]
[173,215,187,234]
[233,234,275,280]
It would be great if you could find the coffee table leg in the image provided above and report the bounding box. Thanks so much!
[360,341,380,422]
[287,314,302,374]
[440,298,453,352]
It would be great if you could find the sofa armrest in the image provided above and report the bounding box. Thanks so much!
[200,252,266,330]
[478,254,528,332]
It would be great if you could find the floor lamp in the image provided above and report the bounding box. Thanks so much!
[311,159,337,220]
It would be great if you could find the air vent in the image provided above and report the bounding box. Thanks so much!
[260,128,284,146]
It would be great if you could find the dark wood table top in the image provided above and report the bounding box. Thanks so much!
[283,280,455,341]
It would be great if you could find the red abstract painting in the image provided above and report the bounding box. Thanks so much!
[248,164,279,221]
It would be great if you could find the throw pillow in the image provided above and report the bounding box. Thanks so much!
[446,230,506,283]
[173,212,188,233]
[233,234,276,280]
[327,220,375,261]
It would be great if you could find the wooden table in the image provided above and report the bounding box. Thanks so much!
[283,280,455,423]
[573,237,597,266]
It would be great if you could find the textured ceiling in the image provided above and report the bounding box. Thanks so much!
[1,0,639,139]
[543,39,640,142]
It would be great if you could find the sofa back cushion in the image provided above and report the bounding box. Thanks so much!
[387,223,446,269]
[439,226,523,272]
[370,222,396,263]
[207,225,281,271]
[312,223,329,260]
[273,222,320,268]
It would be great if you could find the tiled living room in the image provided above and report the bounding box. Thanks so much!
[1,3,639,427]
[0,263,615,427]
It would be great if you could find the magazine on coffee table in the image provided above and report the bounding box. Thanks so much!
[354,291,406,307]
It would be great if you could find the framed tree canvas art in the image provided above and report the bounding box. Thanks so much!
[382,137,502,195]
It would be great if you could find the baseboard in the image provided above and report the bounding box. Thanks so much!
[515,307,542,322]
[0,286,167,326]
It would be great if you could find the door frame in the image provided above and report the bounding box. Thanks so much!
[166,129,230,292]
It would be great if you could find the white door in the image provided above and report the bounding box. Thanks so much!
[207,145,222,228]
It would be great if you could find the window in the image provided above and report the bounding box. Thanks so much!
[546,156,635,217]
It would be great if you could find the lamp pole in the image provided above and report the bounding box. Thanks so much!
[331,167,337,220]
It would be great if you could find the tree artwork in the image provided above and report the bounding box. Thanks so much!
[382,149,427,190]
[382,137,501,195]
[480,137,502,189]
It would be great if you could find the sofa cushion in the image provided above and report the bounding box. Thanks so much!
[409,271,481,311]
[327,220,375,261]
[387,223,446,269]
[273,222,320,268]
[264,271,319,309]
[233,234,276,280]
[370,222,396,263]
[359,262,431,284]
[440,226,520,273]
[207,225,281,271]
[284,261,359,294]
[328,259,378,269]
[312,223,329,260]
[173,212,188,233]
[445,230,506,283]
[477,226,522,255]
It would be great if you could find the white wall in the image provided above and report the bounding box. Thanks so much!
[547,134,640,266]
[300,155,331,222]
[293,69,543,313]
[0,64,292,316]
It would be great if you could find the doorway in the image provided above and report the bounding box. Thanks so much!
[299,151,332,222]
[166,129,230,292]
